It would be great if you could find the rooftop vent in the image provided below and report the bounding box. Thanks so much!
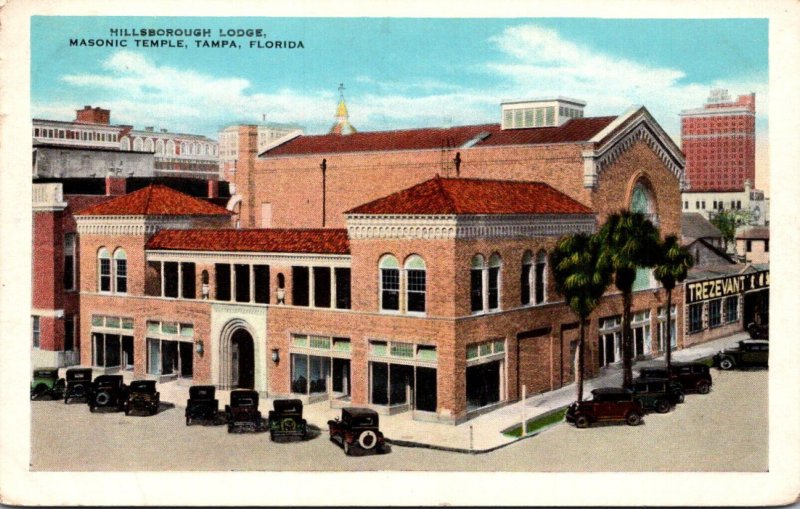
[500,97,586,130]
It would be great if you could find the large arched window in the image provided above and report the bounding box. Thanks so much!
[133,137,143,151]
[166,139,176,155]
[405,255,426,314]
[113,249,127,294]
[470,254,485,313]
[155,139,164,155]
[379,255,400,312]
[98,248,111,292]
[119,137,131,151]
[144,138,154,152]
[488,253,502,311]
[520,251,533,305]
[630,180,658,226]
[535,250,547,304]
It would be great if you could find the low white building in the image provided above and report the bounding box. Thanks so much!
[681,180,768,225]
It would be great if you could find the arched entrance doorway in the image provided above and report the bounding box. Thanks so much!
[219,320,255,390]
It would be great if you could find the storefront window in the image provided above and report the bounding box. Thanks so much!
[688,303,704,333]
[91,314,134,370]
[290,333,351,397]
[632,311,651,358]
[598,316,622,366]
[708,299,722,328]
[657,305,677,351]
[725,296,739,323]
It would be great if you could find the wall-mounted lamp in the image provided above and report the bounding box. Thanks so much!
[271,348,280,363]
[195,339,204,356]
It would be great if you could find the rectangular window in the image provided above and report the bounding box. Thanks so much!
[63,233,76,291]
[417,345,437,362]
[370,340,388,357]
[164,262,179,298]
[146,261,162,297]
[253,265,270,304]
[292,266,309,306]
[535,260,546,304]
[181,262,196,299]
[234,264,250,303]
[334,268,351,309]
[381,268,400,311]
[115,258,127,294]
[488,266,500,310]
[520,263,531,305]
[471,269,483,312]
[64,314,75,351]
[524,109,534,127]
[514,109,523,128]
[545,106,555,125]
[313,267,332,308]
[746,240,753,252]
[726,296,739,323]
[688,303,704,333]
[406,269,426,313]
[535,107,544,126]
[99,258,111,292]
[32,316,40,348]
[215,264,231,301]
[765,240,769,252]
[390,342,414,358]
[708,299,722,328]
[309,335,331,350]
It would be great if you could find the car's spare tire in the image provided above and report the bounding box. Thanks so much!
[358,430,378,450]
[95,391,111,406]
[73,385,86,398]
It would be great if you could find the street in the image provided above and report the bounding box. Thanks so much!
[31,368,767,472]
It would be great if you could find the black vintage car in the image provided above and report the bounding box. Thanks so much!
[713,339,769,370]
[630,378,684,413]
[746,322,769,340]
[123,380,160,416]
[328,407,386,455]
[566,388,644,428]
[268,399,308,441]
[88,374,128,412]
[225,389,265,433]
[185,385,225,425]
[30,367,65,400]
[638,361,713,394]
[64,367,93,404]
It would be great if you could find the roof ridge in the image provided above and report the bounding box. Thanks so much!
[436,177,460,214]
[144,184,155,214]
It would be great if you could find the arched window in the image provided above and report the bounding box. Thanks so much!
[113,249,127,294]
[630,180,658,226]
[133,137,143,151]
[98,248,111,292]
[520,251,533,305]
[144,138,154,152]
[155,139,164,155]
[405,255,426,313]
[120,137,130,151]
[166,139,175,155]
[470,254,485,313]
[379,255,400,312]
[488,254,502,311]
[535,250,547,304]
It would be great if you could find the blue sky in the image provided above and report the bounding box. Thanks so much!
[31,17,768,142]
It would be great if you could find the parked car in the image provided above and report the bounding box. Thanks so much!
[88,374,128,412]
[268,399,308,441]
[30,367,65,400]
[746,322,769,340]
[630,377,684,413]
[63,367,93,404]
[185,385,225,425]
[225,389,265,433]
[327,407,386,455]
[713,339,769,370]
[566,388,644,428]
[123,380,160,416]
[638,362,713,394]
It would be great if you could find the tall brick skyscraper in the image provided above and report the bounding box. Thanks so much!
[680,89,756,192]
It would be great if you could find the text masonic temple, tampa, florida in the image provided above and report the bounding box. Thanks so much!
[31,95,768,424]
[69,27,305,49]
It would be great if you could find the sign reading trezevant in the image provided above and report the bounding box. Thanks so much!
[685,270,769,304]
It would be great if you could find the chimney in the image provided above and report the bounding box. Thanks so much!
[207,179,219,199]
[105,174,127,196]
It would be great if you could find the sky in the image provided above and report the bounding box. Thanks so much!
[31,17,768,151]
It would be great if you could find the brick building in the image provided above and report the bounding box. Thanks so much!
[63,97,697,423]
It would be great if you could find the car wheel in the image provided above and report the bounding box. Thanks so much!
[89,405,96,413]
[343,440,352,456]
[358,430,378,450]
[655,399,671,414]
[697,381,710,394]
[124,408,130,416]
[186,416,192,426]
[31,384,48,400]
[574,414,590,429]
[626,411,643,426]
[95,391,111,407]
[719,358,735,370]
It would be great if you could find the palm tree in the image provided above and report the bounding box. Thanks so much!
[597,210,661,389]
[550,233,612,402]
[654,234,694,372]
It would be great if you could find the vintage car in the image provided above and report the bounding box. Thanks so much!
[123,380,160,416]
[630,377,684,413]
[714,339,769,370]
[224,389,265,433]
[267,399,308,441]
[185,385,225,425]
[746,321,769,340]
[638,362,713,394]
[30,367,65,400]
[63,367,93,404]
[88,374,128,412]
[566,388,644,428]
[327,407,386,455]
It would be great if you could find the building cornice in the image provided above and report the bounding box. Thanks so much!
[75,215,213,235]
[346,213,596,240]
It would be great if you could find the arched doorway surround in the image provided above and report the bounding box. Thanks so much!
[219,319,256,390]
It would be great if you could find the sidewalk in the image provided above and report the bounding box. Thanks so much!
[65,331,749,453]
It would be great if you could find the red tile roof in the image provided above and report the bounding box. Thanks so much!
[262,117,617,157]
[75,185,231,217]
[347,177,593,216]
[147,229,350,254]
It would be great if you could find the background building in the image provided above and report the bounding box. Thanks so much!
[218,120,303,183]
